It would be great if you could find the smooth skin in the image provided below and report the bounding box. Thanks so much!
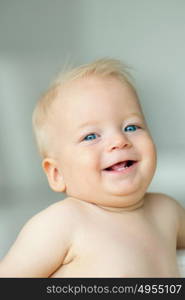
[0,76,184,277]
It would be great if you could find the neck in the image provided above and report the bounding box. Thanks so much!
[97,196,145,213]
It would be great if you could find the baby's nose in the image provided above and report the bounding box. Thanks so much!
[106,132,132,152]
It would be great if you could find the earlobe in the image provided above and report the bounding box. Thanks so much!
[42,158,66,192]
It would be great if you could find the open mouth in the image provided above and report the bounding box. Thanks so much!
[103,160,137,172]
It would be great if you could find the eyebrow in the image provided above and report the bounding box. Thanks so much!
[77,113,143,129]
[77,121,100,129]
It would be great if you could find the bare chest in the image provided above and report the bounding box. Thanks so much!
[51,217,178,277]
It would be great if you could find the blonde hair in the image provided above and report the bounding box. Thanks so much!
[32,58,136,158]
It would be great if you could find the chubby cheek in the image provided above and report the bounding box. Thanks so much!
[77,148,101,171]
[60,148,101,197]
[140,137,157,175]
[61,148,100,180]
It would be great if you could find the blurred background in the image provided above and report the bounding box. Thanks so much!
[0,0,185,259]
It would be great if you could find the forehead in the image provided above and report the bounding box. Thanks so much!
[53,76,141,120]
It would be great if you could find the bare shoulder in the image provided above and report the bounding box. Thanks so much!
[145,193,185,249]
[144,192,181,225]
[0,197,82,277]
[24,196,82,233]
[145,192,180,210]
[145,193,180,240]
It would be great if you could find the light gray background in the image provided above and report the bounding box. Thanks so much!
[0,0,185,259]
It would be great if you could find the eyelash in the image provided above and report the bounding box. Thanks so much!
[124,124,140,132]
[83,133,99,141]
[82,125,141,142]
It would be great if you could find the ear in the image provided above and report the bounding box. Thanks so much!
[42,158,66,192]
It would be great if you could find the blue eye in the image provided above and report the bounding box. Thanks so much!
[83,133,98,141]
[124,125,139,132]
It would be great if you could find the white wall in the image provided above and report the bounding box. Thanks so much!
[0,0,185,258]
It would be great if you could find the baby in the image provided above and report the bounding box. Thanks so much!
[0,58,184,277]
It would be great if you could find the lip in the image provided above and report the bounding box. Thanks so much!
[102,159,138,170]
[102,160,138,175]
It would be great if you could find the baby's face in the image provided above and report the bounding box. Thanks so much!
[48,76,157,209]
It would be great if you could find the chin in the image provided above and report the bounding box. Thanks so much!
[98,194,145,211]
[106,182,143,197]
[105,184,147,205]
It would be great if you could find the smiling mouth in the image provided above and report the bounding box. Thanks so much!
[103,160,137,172]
